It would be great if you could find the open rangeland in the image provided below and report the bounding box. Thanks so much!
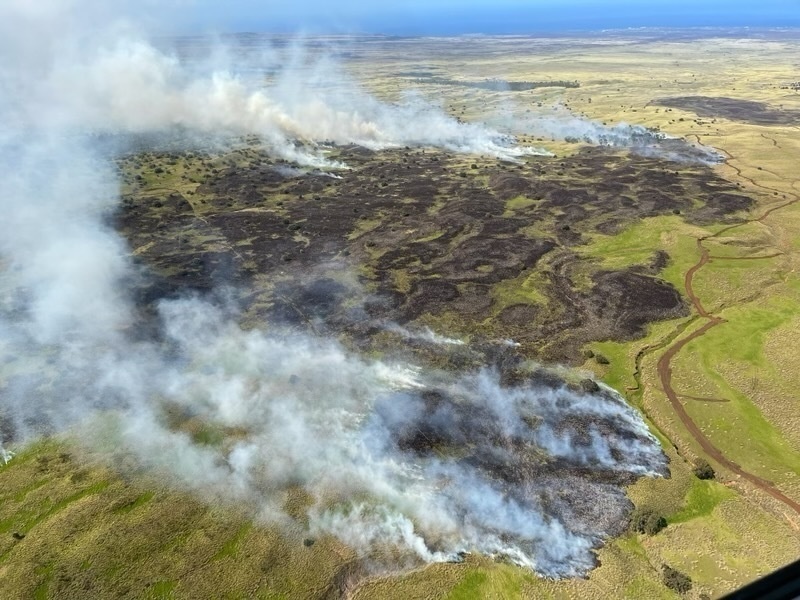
[2,31,800,599]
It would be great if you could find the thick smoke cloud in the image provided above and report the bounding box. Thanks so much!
[4,16,546,166]
[3,298,666,577]
[0,1,667,578]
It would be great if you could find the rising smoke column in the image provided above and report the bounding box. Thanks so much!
[0,1,667,578]
[482,100,722,164]
[516,107,724,163]
[2,13,547,165]
[80,299,667,577]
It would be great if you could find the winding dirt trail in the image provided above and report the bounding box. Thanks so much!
[707,253,784,261]
[653,147,800,514]
[680,395,730,404]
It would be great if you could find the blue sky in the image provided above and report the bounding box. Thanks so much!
[185,0,800,34]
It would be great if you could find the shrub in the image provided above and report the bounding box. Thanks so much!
[693,458,715,480]
[663,564,692,594]
[630,507,667,535]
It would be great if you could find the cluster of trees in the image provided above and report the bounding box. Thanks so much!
[628,459,717,594]
[693,458,715,480]
[631,459,716,536]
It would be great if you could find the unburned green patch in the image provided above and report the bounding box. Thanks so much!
[578,215,709,289]
[144,580,177,600]
[213,523,253,561]
[668,478,735,524]
[113,491,155,515]
[490,269,548,310]
[676,296,800,479]
[622,575,679,600]
[504,195,538,215]
[445,571,488,600]
[443,562,529,600]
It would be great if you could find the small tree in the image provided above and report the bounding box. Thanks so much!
[663,564,692,594]
[693,458,715,480]
[630,507,667,535]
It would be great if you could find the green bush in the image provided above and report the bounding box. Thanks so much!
[595,353,610,365]
[630,507,667,535]
[663,564,692,594]
[693,458,716,480]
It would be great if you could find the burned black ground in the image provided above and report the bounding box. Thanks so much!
[409,76,580,91]
[653,96,800,126]
[116,142,752,364]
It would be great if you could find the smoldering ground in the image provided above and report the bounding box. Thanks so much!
[496,107,724,164]
[1,296,668,578]
[0,1,667,579]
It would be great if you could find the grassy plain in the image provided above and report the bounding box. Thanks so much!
[3,31,800,599]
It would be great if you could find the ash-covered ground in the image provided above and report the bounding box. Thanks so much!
[116,142,752,364]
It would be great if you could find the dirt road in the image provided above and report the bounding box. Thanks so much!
[654,156,800,514]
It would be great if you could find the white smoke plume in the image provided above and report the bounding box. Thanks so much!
[3,14,547,166]
[3,297,666,577]
[386,323,467,346]
[520,108,724,164]
[482,103,722,164]
[0,0,667,579]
